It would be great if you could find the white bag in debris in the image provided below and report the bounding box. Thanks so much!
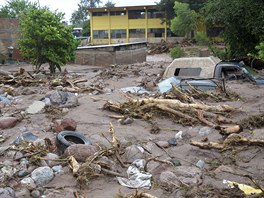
[117,159,152,189]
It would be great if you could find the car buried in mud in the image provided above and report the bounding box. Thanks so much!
[158,57,264,93]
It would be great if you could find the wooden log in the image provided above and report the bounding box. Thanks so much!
[216,125,243,135]
[156,104,198,123]
[131,98,236,112]
[190,140,224,149]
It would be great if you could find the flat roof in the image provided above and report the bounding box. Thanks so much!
[77,41,147,50]
[88,5,157,12]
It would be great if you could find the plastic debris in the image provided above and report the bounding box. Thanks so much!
[223,179,262,195]
[175,131,183,140]
[117,159,152,189]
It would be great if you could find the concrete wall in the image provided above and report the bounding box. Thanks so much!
[0,18,19,55]
[75,42,147,66]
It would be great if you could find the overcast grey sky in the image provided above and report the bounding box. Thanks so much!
[0,0,157,22]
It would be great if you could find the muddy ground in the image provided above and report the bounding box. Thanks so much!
[0,54,264,198]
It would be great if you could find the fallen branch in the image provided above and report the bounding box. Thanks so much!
[131,98,236,112]
[190,134,264,150]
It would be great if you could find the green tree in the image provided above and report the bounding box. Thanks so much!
[104,0,115,8]
[204,0,264,57]
[19,8,78,73]
[177,0,206,11]
[70,0,102,25]
[0,0,36,18]
[82,20,90,36]
[156,0,176,26]
[170,2,198,37]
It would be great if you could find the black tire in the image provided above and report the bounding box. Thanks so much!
[56,131,91,153]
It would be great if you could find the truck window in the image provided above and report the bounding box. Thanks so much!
[174,68,201,77]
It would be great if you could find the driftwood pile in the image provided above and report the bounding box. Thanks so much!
[104,84,241,134]
[148,40,174,55]
[0,68,104,94]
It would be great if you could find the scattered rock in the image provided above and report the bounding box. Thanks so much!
[13,151,24,161]
[156,141,169,148]
[123,145,145,163]
[0,117,19,129]
[168,138,177,146]
[53,118,77,132]
[0,187,15,198]
[117,117,134,125]
[64,144,98,162]
[173,166,202,186]
[0,96,11,105]
[17,170,30,178]
[15,188,31,198]
[173,166,202,178]
[45,153,59,167]
[196,160,205,169]
[26,101,46,114]
[97,156,118,172]
[13,132,38,145]
[20,158,29,169]
[90,134,112,149]
[20,177,36,190]
[170,159,181,167]
[214,165,234,174]
[31,166,54,186]
[159,171,180,189]
[31,190,41,198]
[45,90,78,107]
[52,165,64,175]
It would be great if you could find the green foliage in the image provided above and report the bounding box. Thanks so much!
[177,0,207,11]
[195,31,209,46]
[104,0,115,8]
[71,0,102,25]
[19,8,78,73]
[208,45,231,60]
[204,0,264,57]
[170,2,198,37]
[82,20,90,36]
[156,0,176,26]
[169,46,185,59]
[256,42,264,61]
[0,0,37,18]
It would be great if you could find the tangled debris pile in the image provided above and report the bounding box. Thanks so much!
[0,59,264,197]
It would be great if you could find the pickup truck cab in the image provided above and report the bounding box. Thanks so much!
[158,57,264,93]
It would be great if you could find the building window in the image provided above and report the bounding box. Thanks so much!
[92,12,108,16]
[111,29,126,38]
[93,30,108,39]
[110,11,126,16]
[128,10,145,19]
[147,9,164,18]
[148,28,165,37]
[129,29,145,38]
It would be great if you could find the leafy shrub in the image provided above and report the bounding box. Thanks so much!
[169,46,185,59]
[195,32,210,46]
[209,45,231,60]
[256,42,264,60]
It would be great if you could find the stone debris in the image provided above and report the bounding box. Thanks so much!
[31,166,54,186]
[25,101,45,114]
[52,118,77,132]
[0,59,263,197]
[0,117,19,129]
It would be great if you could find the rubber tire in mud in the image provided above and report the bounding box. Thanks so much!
[56,131,91,153]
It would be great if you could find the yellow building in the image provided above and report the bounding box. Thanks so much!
[88,5,175,45]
